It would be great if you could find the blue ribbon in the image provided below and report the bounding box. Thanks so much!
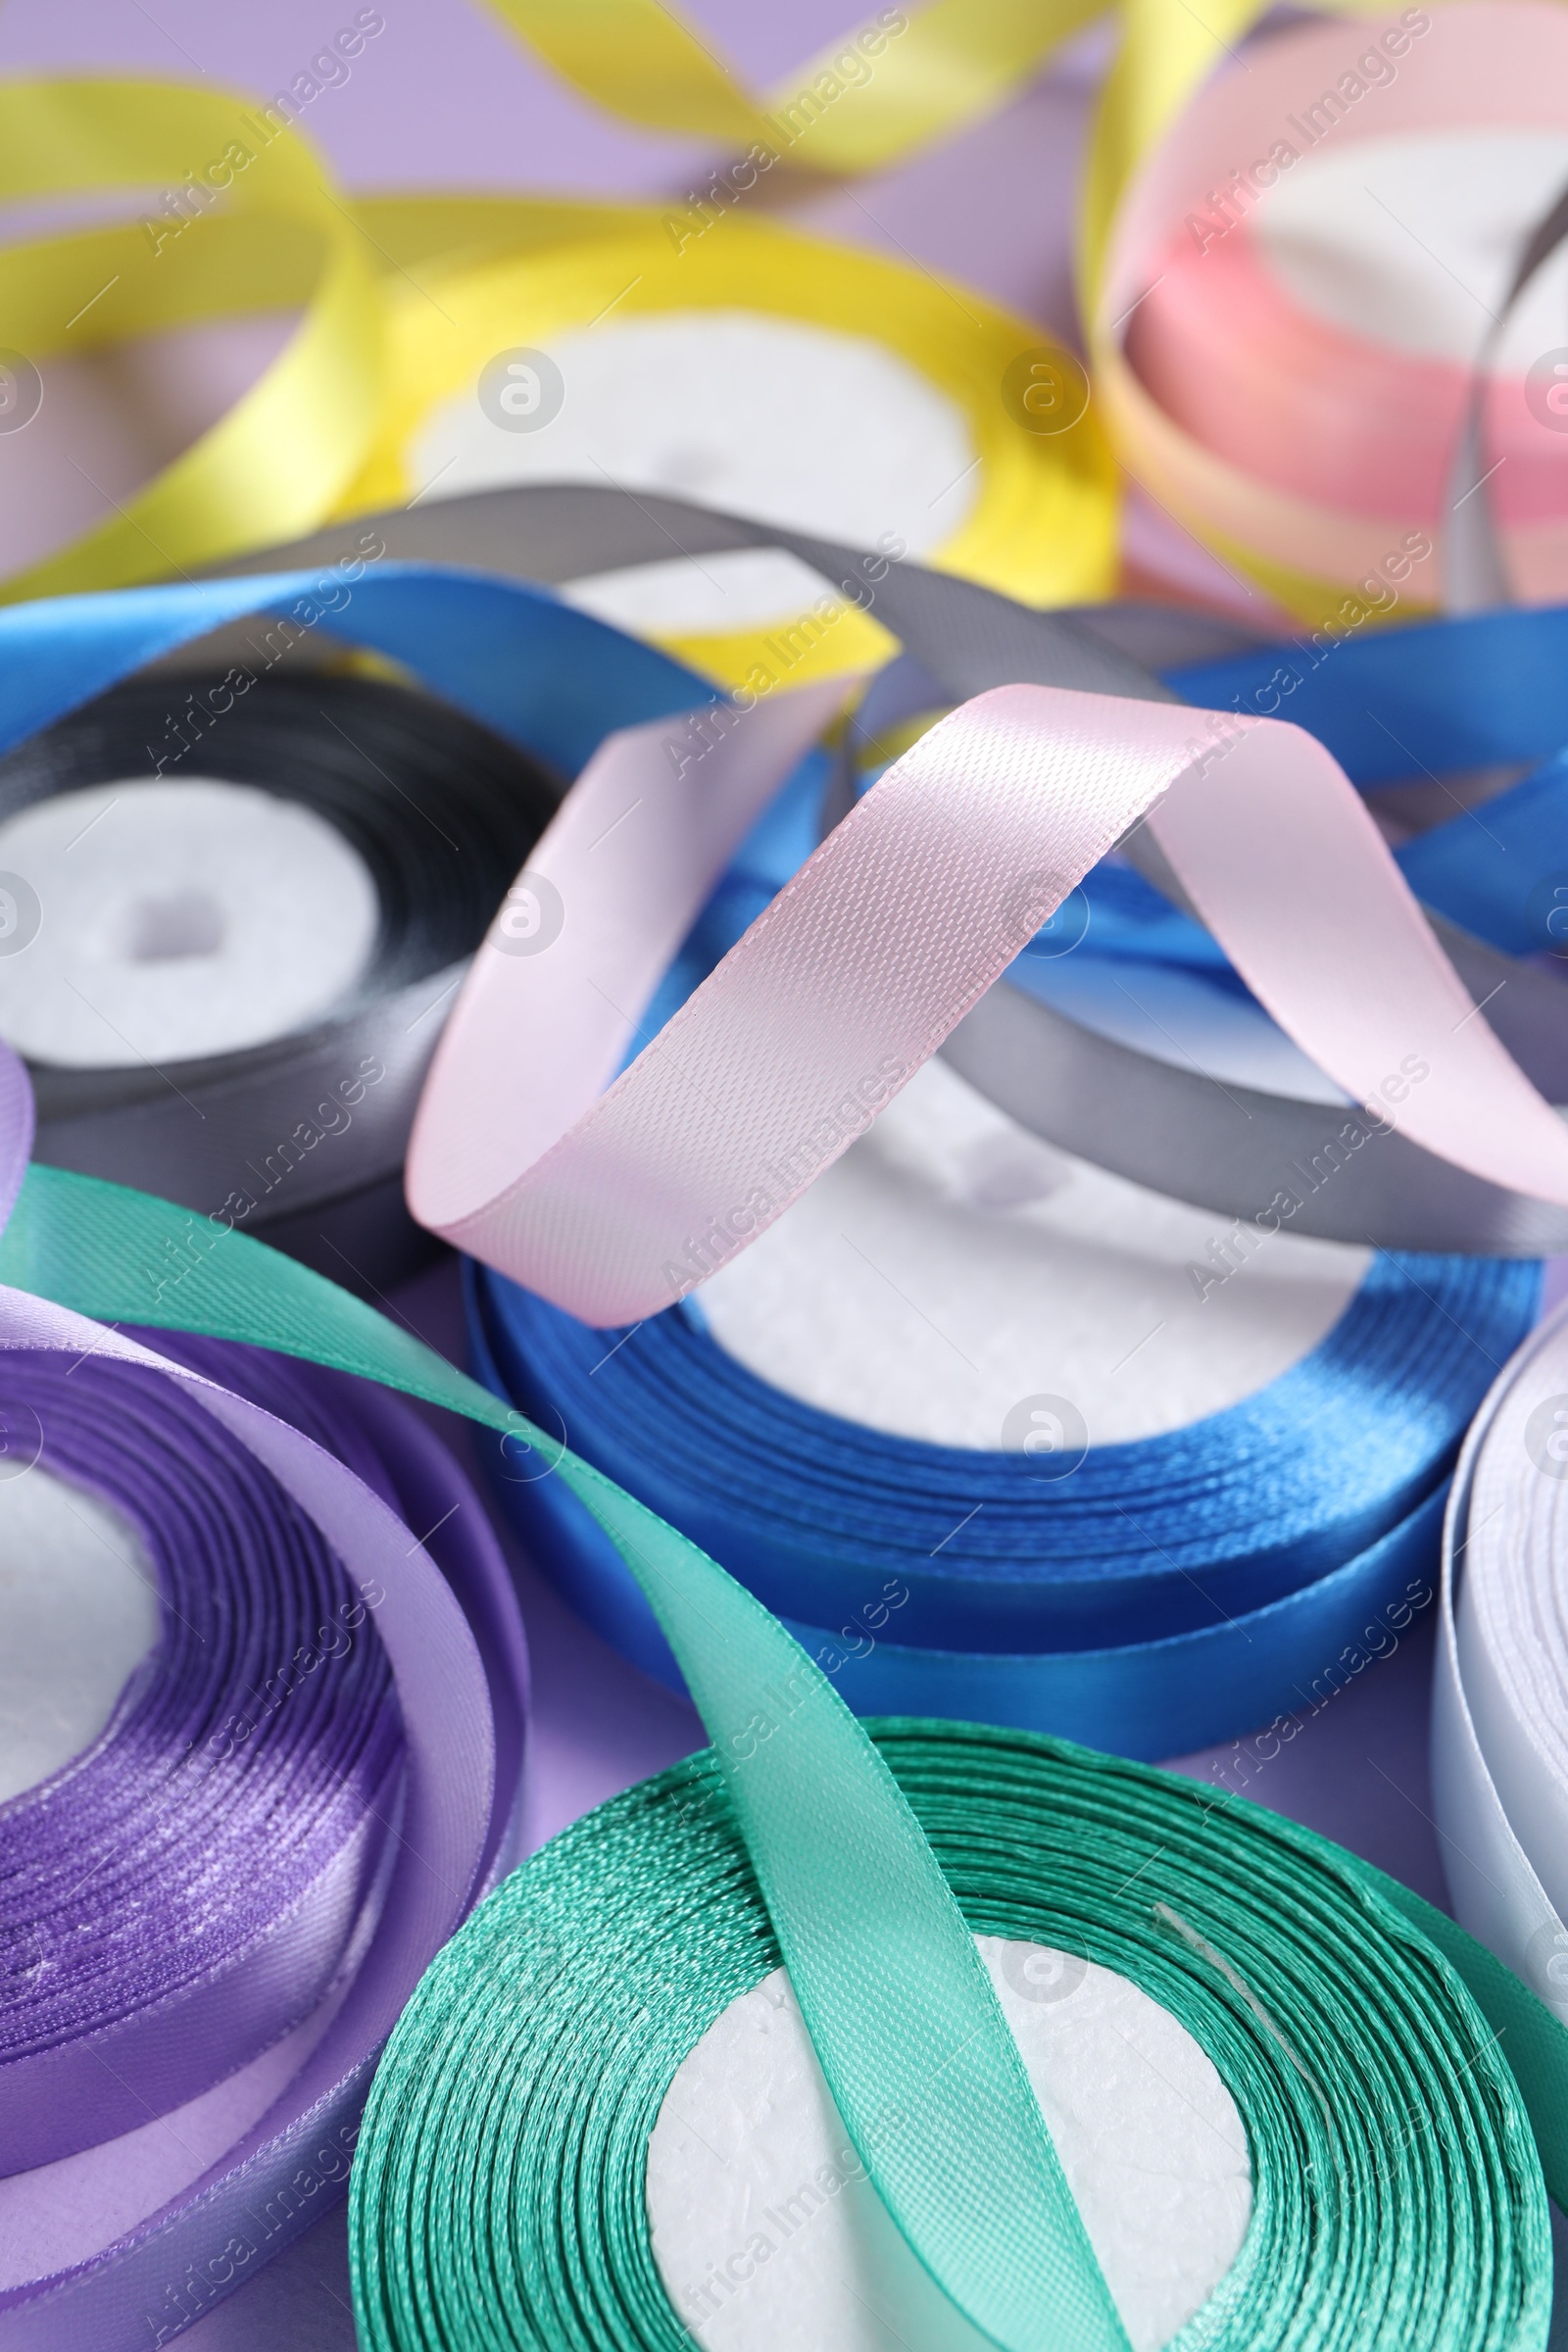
[466,1248,1537,1758]
[1171,607,1568,968]
[895,604,1568,1062]
[0,564,713,771]
[460,601,1560,1759]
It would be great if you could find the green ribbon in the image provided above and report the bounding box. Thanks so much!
[9,1163,1568,2347]
[347,1721,1555,2351]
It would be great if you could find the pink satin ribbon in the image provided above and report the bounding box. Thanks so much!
[1099,0,1568,605]
[1129,221,1568,529]
[407,677,1568,1326]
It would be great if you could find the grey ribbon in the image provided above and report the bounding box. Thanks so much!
[33,965,462,1268]
[1445,173,1568,612]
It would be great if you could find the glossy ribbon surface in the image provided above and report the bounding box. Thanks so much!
[5,666,556,1284]
[11,24,1568,2350]
[233,484,1568,1254]
[1095,1,1568,617]
[479,0,1102,172]
[342,213,1115,690]
[7,550,1568,2343]
[12,3,1568,634]
[0,1052,525,2346]
[0,80,380,605]
[351,1717,1558,2351]
[410,650,1568,1323]
[469,1251,1534,1757]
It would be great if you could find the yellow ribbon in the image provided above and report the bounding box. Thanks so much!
[0,1,1507,635]
[337,209,1116,686]
[480,0,1105,176]
[0,79,381,603]
[0,84,1115,678]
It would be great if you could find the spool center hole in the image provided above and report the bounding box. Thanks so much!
[124,889,226,963]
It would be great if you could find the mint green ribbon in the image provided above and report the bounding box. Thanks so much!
[10,1162,1568,2348]
[349,1721,1556,2350]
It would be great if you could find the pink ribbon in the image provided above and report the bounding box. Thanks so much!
[408,677,1568,1325]
[1098,0,1568,606]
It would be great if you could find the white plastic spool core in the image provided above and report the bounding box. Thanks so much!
[699,1058,1369,1448]
[0,777,379,1068]
[0,1465,160,1803]
[407,311,979,638]
[648,1943,1252,2352]
[1256,128,1568,373]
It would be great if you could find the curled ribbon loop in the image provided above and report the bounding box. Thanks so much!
[411,672,1568,1322]
[0,80,382,603]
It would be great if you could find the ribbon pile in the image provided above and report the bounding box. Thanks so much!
[7,521,1568,1780]
[0,78,1112,687]
[0,530,1566,2339]
[9,0,1568,646]
[233,481,1568,1249]
[1436,1301,1568,2027]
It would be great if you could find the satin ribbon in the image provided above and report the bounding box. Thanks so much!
[227,484,1568,1252]
[407,643,1568,1319]
[0,1053,526,2346]
[0,80,381,605]
[338,213,1115,690]
[17,1057,1568,2347]
[1094,1,1568,619]
[12,4,1568,632]
[4,665,557,1285]
[1433,1300,1568,2031]
[6,536,1568,1274]
[2,537,1537,1773]
[1172,609,1568,963]
[477,0,1105,174]
[349,1716,1561,2350]
[468,1250,1535,1757]
[12,44,1568,2352]
[0,82,1114,669]
[483,0,1415,203]
[25,553,1544,1783]
[0,1348,403,2180]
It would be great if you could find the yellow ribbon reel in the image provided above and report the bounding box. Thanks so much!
[339,210,1115,688]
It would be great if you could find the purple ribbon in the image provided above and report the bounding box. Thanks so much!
[0,1053,525,2348]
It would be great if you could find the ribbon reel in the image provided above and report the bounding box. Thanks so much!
[0,662,557,1288]
[349,1716,1556,2352]
[1436,1303,1568,2027]
[0,1046,526,2347]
